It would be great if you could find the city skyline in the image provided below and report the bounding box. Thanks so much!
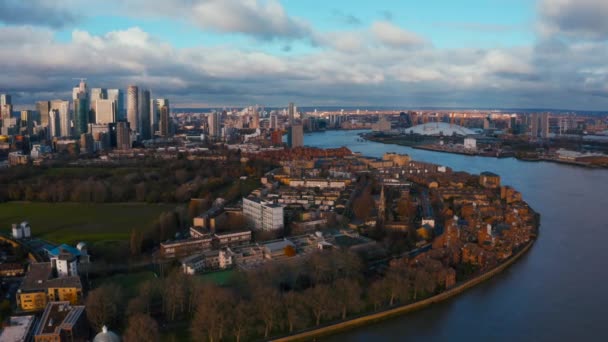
[0,1,607,110]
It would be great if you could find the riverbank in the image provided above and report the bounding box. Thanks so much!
[273,238,536,342]
[362,134,607,169]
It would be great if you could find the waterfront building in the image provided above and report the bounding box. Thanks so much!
[288,124,303,148]
[464,137,477,150]
[372,116,392,132]
[480,171,501,189]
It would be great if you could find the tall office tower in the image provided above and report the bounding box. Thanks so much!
[529,113,539,138]
[251,107,260,129]
[127,85,139,134]
[72,79,87,101]
[288,124,303,148]
[94,99,117,124]
[270,113,278,130]
[36,101,51,127]
[208,111,221,138]
[20,110,34,135]
[73,96,89,137]
[138,89,151,140]
[151,98,169,134]
[0,104,12,120]
[107,89,124,120]
[90,88,106,102]
[540,112,549,139]
[160,106,170,137]
[0,94,11,106]
[288,102,295,125]
[116,121,131,150]
[50,100,70,137]
[49,109,60,137]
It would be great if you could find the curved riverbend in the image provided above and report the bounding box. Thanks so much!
[304,130,608,342]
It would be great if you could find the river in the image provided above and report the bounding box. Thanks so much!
[305,130,608,342]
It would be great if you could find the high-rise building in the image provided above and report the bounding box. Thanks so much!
[0,104,12,120]
[50,100,70,137]
[270,113,278,130]
[93,99,116,124]
[288,102,295,125]
[540,113,549,139]
[90,88,106,102]
[116,121,131,150]
[139,89,151,140]
[0,94,11,106]
[49,109,60,138]
[20,110,34,135]
[251,107,260,129]
[151,98,169,135]
[107,89,124,120]
[529,113,539,138]
[73,96,89,137]
[36,101,51,127]
[208,111,221,138]
[127,85,139,134]
[160,105,171,138]
[288,124,303,148]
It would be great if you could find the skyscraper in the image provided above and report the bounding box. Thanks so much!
[152,99,169,137]
[0,94,12,120]
[107,89,124,120]
[116,121,131,150]
[94,99,116,124]
[90,88,106,103]
[50,100,70,137]
[49,109,60,138]
[540,112,549,139]
[288,124,303,148]
[208,111,221,138]
[36,101,51,127]
[270,113,278,130]
[288,102,295,125]
[160,106,171,137]
[529,113,539,138]
[127,85,139,134]
[139,89,151,140]
[73,96,89,137]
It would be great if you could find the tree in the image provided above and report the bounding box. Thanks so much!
[283,291,308,333]
[85,283,124,331]
[306,284,336,326]
[353,187,374,220]
[413,268,435,300]
[253,286,282,338]
[123,313,160,342]
[368,280,388,311]
[385,263,411,306]
[229,299,254,342]
[333,278,363,319]
[191,285,233,342]
[163,271,188,321]
[129,229,143,257]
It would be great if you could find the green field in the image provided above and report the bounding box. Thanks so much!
[197,269,236,286]
[91,271,158,296]
[0,202,178,244]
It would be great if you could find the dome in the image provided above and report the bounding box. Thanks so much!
[405,122,476,136]
[93,326,121,342]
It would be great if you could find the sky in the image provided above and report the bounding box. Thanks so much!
[1,0,607,110]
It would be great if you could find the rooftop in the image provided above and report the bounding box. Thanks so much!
[19,263,82,292]
[34,302,85,337]
[0,315,35,342]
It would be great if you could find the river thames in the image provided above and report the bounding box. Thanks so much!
[305,130,608,342]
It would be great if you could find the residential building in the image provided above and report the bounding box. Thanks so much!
[288,124,303,148]
[288,102,295,124]
[16,263,83,311]
[160,105,170,137]
[33,301,87,342]
[116,121,131,150]
[242,197,284,231]
[208,111,221,138]
[152,98,169,134]
[12,221,31,239]
[480,171,501,189]
[47,243,89,277]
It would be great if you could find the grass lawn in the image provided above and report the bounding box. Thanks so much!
[91,271,158,296]
[197,269,236,286]
[0,202,178,244]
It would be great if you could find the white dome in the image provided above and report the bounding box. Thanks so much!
[93,326,121,342]
[406,122,476,136]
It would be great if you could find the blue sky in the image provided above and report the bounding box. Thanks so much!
[0,0,607,110]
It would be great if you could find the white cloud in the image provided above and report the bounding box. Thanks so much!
[371,21,426,48]
[539,0,608,40]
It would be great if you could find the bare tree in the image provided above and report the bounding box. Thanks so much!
[306,284,336,326]
[123,313,160,342]
[283,291,308,333]
[333,278,363,319]
[85,283,124,331]
[253,286,282,338]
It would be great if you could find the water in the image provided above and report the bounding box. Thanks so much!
[305,130,608,342]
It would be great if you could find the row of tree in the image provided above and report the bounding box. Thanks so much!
[86,250,443,341]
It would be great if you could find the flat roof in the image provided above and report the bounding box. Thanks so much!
[0,316,35,342]
[19,263,81,292]
[34,302,85,336]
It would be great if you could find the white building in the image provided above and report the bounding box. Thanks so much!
[94,99,116,123]
[464,137,477,150]
[243,197,284,231]
[11,222,31,239]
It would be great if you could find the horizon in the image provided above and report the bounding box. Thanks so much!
[1,1,608,110]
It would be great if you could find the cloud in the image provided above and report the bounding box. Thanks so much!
[371,21,427,48]
[0,0,78,28]
[539,0,608,40]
